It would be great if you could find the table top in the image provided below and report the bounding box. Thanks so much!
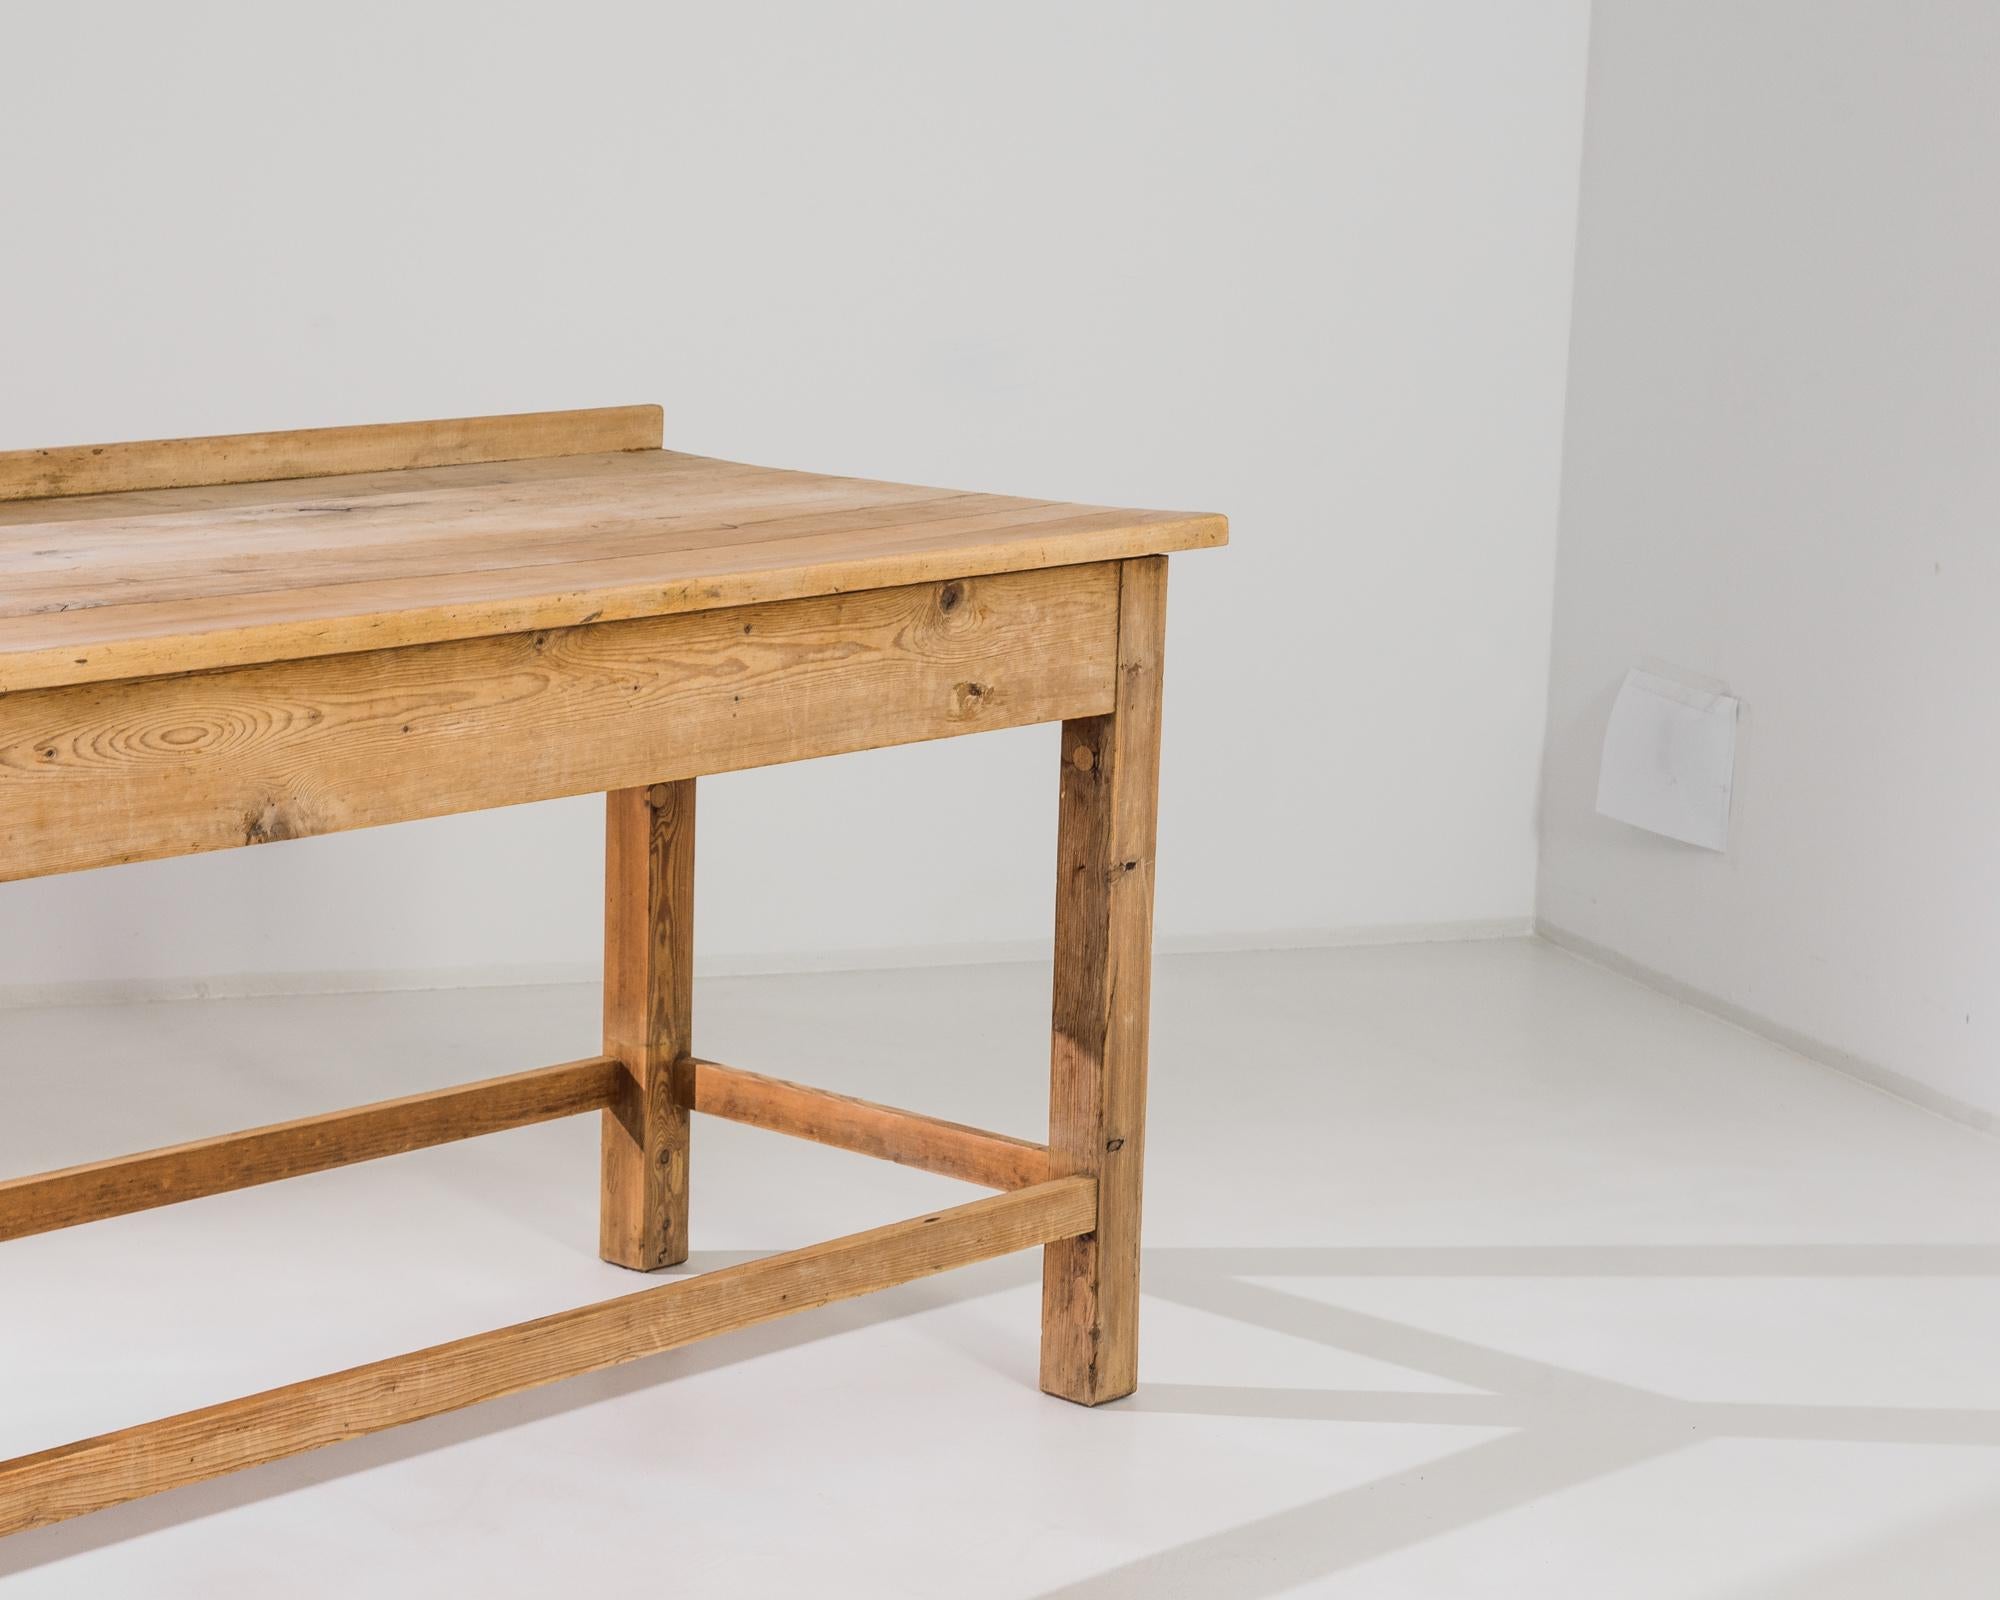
[0,418,1225,693]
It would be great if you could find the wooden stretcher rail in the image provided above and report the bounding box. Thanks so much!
[693,1058,1051,1190]
[0,1056,1056,1244]
[0,1056,624,1244]
[0,1176,1096,1536]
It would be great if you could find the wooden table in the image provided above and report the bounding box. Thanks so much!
[0,406,1225,1533]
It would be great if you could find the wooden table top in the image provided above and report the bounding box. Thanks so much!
[0,424,1225,693]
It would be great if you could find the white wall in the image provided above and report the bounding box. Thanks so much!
[1540,2,2000,1121]
[1,1,1589,996]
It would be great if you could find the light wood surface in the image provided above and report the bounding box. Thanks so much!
[0,1176,1096,1536]
[0,419,1225,694]
[0,563,1118,884]
[0,404,1212,1531]
[691,1059,1052,1191]
[0,404,664,504]
[0,405,663,505]
[0,1057,622,1244]
[0,1049,1055,1251]
[1041,556,1167,1405]
[601,781,697,1271]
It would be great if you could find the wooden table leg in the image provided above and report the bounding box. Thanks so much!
[1041,555,1166,1405]
[601,779,696,1271]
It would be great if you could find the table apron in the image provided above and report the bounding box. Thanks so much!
[0,561,1120,883]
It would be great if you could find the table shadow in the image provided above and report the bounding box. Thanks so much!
[6,1241,2000,1587]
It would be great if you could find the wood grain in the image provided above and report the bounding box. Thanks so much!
[0,1047,1058,1243]
[1041,556,1167,1406]
[691,1059,1051,1191]
[0,1058,622,1244]
[0,1176,1097,1536]
[601,781,696,1271]
[0,406,663,504]
[0,444,1225,693]
[0,563,1120,883]
[0,409,1213,1527]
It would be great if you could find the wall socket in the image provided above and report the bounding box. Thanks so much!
[1595,668,1739,851]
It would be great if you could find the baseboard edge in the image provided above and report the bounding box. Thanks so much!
[0,918,1536,1011]
[1535,919,1998,1139]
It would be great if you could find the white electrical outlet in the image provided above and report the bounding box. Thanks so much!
[1595,668,1739,851]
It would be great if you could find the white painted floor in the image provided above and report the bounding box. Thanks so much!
[3,939,1999,1596]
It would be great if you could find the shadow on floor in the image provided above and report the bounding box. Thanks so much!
[6,1242,2000,1589]
[1026,1246,2000,1598]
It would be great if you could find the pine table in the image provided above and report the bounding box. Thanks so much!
[0,405,1226,1532]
